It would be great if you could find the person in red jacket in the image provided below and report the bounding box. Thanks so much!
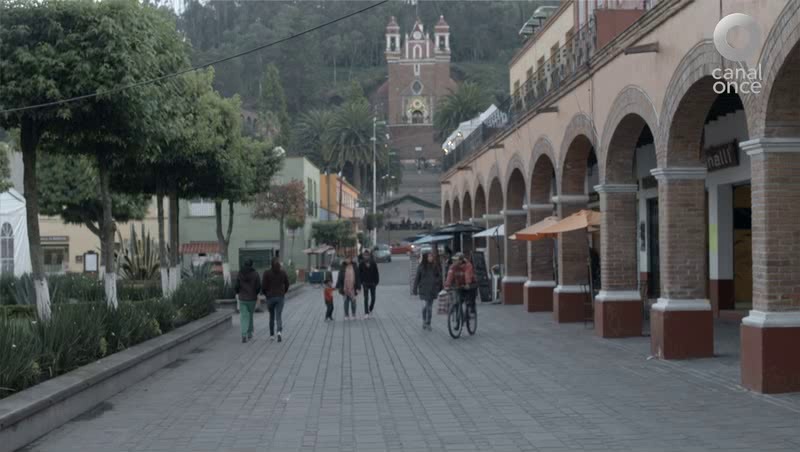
[445,253,477,318]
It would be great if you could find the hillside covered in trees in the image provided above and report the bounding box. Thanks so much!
[178,0,559,115]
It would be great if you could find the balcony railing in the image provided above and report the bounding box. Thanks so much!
[443,18,597,172]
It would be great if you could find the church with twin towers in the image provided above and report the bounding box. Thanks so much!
[371,15,458,212]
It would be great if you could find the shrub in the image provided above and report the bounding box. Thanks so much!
[0,273,16,305]
[170,279,215,324]
[36,304,107,379]
[104,303,161,353]
[0,318,40,397]
[138,298,177,334]
[50,274,104,303]
[118,280,162,301]
[286,263,297,286]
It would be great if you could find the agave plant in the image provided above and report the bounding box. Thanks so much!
[12,274,59,306]
[116,224,160,281]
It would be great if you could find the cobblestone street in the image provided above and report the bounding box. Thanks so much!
[26,262,800,452]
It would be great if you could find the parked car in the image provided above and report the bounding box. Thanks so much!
[390,241,413,254]
[373,244,392,263]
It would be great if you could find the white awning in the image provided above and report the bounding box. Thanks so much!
[473,224,504,238]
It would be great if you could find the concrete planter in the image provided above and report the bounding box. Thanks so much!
[0,311,232,452]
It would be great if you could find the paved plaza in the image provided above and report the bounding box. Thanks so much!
[25,259,800,452]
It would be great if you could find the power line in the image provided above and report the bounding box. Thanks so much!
[0,0,390,115]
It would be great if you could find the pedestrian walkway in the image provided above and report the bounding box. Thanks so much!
[26,285,800,452]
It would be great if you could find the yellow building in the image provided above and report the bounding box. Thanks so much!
[38,197,166,274]
[319,174,361,221]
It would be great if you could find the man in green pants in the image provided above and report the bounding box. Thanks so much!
[235,259,261,343]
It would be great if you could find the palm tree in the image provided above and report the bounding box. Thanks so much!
[325,100,373,190]
[434,82,491,141]
[295,108,334,169]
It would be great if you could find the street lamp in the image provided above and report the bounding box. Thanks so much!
[372,117,387,247]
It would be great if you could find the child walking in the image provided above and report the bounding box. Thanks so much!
[323,279,335,321]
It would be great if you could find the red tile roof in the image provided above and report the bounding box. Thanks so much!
[180,241,221,255]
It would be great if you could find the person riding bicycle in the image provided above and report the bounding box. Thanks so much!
[444,252,477,318]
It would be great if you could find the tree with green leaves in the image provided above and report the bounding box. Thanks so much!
[259,64,291,146]
[0,143,11,193]
[294,109,334,170]
[311,220,356,254]
[325,100,388,191]
[251,180,306,264]
[434,82,492,141]
[0,0,186,315]
[286,216,306,265]
[37,153,150,254]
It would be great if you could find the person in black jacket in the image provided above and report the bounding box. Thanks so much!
[235,259,261,343]
[262,257,291,342]
[358,249,380,318]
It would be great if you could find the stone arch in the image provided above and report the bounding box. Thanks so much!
[474,184,487,219]
[485,163,501,195]
[600,86,659,184]
[530,136,557,203]
[506,168,526,210]
[503,153,528,197]
[487,177,503,214]
[462,191,473,221]
[443,200,452,224]
[558,113,598,193]
[452,197,461,222]
[657,41,755,166]
[746,0,800,138]
[530,153,556,204]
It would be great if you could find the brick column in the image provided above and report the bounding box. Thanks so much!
[483,214,504,279]
[594,184,642,338]
[502,209,528,305]
[649,167,713,359]
[740,138,800,393]
[553,195,590,323]
[524,203,556,312]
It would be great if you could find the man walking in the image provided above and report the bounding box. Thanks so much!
[358,249,380,319]
[262,257,290,342]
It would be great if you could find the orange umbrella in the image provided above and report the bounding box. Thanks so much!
[510,216,561,241]
[537,210,602,237]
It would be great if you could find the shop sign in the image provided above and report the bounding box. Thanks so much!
[706,140,739,172]
[41,235,69,242]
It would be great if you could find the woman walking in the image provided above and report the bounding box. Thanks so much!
[413,252,442,330]
[235,259,261,343]
[262,257,290,342]
[336,256,360,320]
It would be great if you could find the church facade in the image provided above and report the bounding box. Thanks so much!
[372,15,458,211]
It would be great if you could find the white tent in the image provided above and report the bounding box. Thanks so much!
[0,188,32,276]
[473,224,504,238]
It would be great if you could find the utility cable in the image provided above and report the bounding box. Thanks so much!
[0,0,389,115]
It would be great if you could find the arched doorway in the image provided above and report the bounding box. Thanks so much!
[653,73,749,359]
[462,191,474,254]
[526,153,557,312]
[486,178,504,276]
[452,198,461,223]
[443,200,451,224]
[555,130,597,323]
[473,185,487,261]
[740,33,800,393]
[503,168,527,305]
[597,107,658,338]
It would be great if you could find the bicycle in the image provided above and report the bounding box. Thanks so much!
[447,287,477,339]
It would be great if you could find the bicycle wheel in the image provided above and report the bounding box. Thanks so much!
[466,302,477,335]
[448,301,462,339]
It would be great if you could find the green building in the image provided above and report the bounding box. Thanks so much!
[179,157,321,273]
